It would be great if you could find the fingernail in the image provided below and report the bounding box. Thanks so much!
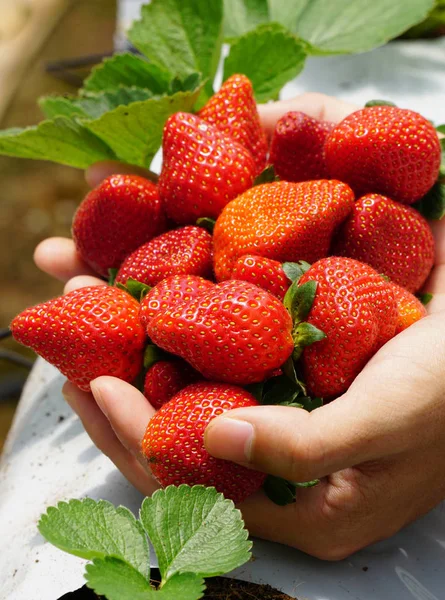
[205,418,254,463]
[90,379,107,416]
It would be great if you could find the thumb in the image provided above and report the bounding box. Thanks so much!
[204,398,381,482]
[205,313,445,482]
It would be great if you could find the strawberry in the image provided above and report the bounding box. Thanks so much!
[10,286,146,392]
[72,174,165,277]
[213,180,354,281]
[294,257,398,398]
[269,111,334,182]
[389,282,428,335]
[198,74,268,176]
[158,112,256,224]
[116,226,213,288]
[230,255,291,300]
[147,280,294,385]
[332,193,435,292]
[143,360,200,410]
[139,274,214,329]
[324,106,441,204]
[142,382,266,503]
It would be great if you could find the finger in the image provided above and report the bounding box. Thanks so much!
[90,376,155,458]
[206,311,445,481]
[64,275,106,294]
[258,93,358,137]
[86,160,159,189]
[62,381,158,496]
[34,237,97,282]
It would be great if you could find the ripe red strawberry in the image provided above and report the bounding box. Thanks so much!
[213,180,354,281]
[296,257,398,398]
[139,274,214,329]
[147,280,294,385]
[269,111,334,182]
[230,255,291,300]
[324,106,441,204]
[333,193,435,292]
[158,112,256,224]
[198,74,268,176]
[116,226,213,287]
[10,286,146,391]
[389,282,428,335]
[72,174,166,277]
[143,360,200,410]
[142,382,266,503]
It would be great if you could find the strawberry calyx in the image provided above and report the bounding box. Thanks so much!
[253,164,278,186]
[196,217,216,234]
[418,292,433,306]
[282,260,311,283]
[116,277,152,302]
[143,344,168,370]
[263,474,320,506]
[364,99,397,107]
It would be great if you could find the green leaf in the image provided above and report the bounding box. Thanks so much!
[253,164,277,185]
[223,22,307,102]
[85,558,205,600]
[108,268,118,286]
[261,374,301,406]
[414,182,445,220]
[418,292,433,306]
[283,280,317,323]
[364,99,397,108]
[84,53,171,95]
[38,499,150,578]
[129,0,223,97]
[281,356,308,396]
[0,118,115,169]
[282,261,311,283]
[85,557,153,600]
[140,485,251,583]
[40,88,155,120]
[84,87,202,169]
[269,0,435,55]
[436,124,445,135]
[298,395,323,412]
[223,0,269,39]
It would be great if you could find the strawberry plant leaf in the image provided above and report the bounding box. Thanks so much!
[269,0,435,55]
[223,0,269,39]
[196,217,216,233]
[140,485,251,583]
[85,557,153,599]
[38,499,150,579]
[282,261,311,283]
[293,322,326,360]
[0,118,116,169]
[284,280,317,323]
[39,88,155,120]
[85,558,205,600]
[84,87,202,169]
[414,181,445,220]
[83,53,171,94]
[436,124,445,135]
[261,374,301,405]
[223,22,306,102]
[263,475,296,505]
[281,356,308,396]
[117,277,151,301]
[128,0,223,99]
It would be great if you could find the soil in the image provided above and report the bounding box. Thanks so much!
[58,569,298,599]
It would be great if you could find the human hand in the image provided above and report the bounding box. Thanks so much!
[34,93,445,560]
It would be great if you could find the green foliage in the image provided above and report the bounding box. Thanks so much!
[224,23,306,102]
[414,182,445,220]
[39,486,251,600]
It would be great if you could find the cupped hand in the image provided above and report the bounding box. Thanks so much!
[35,93,445,560]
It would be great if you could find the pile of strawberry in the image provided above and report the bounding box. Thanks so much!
[11,75,440,505]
